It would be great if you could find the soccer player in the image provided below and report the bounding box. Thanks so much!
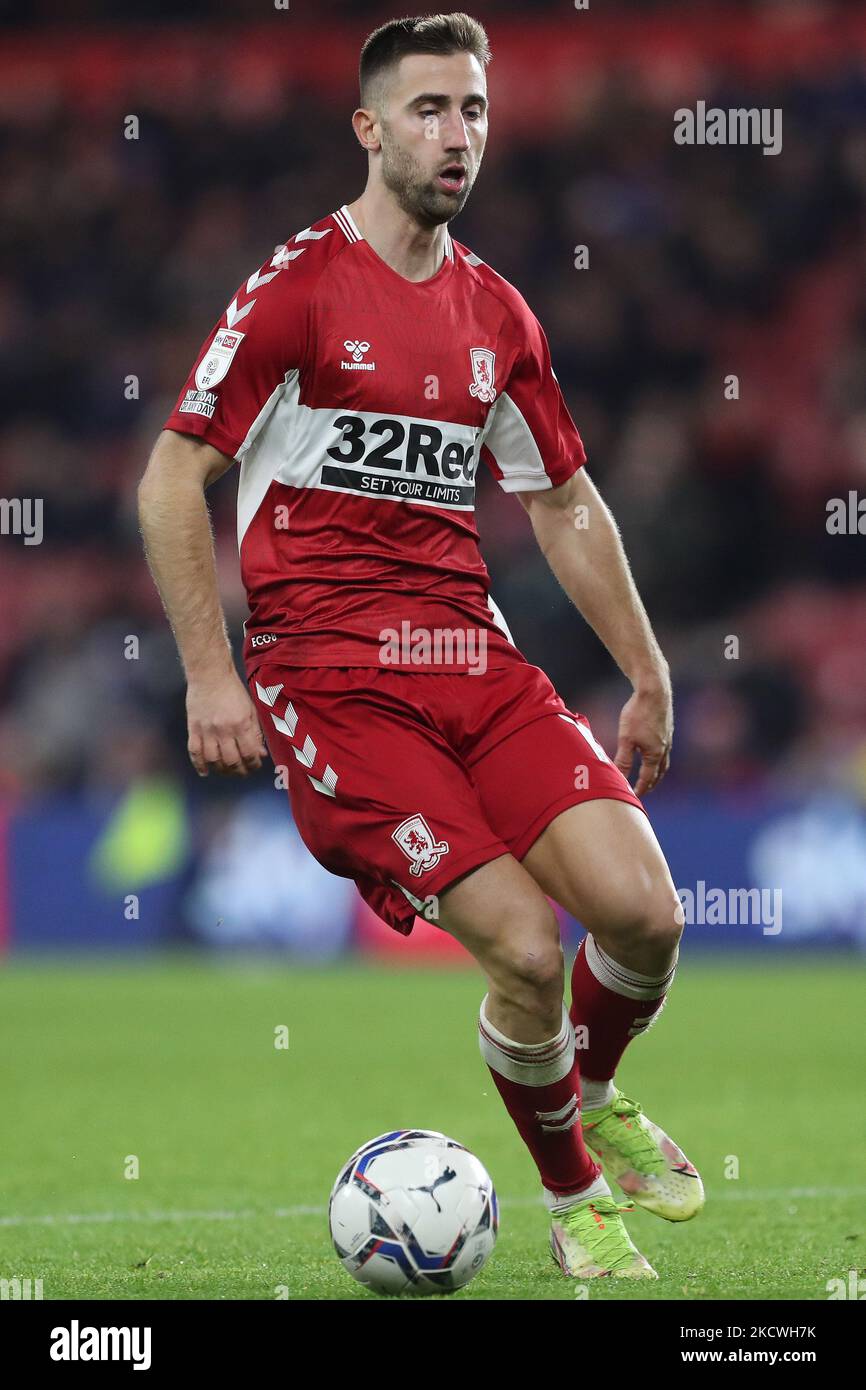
[138,12,703,1279]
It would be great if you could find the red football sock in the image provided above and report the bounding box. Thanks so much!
[478,996,600,1197]
[569,935,676,1082]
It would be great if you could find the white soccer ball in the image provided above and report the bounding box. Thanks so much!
[328,1129,498,1296]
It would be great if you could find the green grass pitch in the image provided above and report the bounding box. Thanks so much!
[2,954,863,1300]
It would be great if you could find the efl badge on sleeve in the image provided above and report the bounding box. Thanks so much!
[468,347,497,404]
[392,814,450,877]
[195,327,246,390]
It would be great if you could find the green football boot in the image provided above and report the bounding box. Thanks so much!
[582,1088,704,1222]
[549,1192,657,1278]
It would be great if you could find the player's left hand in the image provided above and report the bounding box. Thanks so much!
[614,682,673,797]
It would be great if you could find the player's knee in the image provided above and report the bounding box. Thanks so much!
[620,882,683,956]
[496,931,564,1013]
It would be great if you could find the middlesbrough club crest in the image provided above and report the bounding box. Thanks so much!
[468,347,497,404]
[392,814,450,877]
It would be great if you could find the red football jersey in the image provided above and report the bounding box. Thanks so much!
[164,204,587,675]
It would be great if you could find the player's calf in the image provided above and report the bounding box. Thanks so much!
[438,856,604,1216]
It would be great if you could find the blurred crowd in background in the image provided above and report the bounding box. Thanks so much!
[1,0,865,816]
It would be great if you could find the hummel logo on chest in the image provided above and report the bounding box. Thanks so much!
[341,340,376,371]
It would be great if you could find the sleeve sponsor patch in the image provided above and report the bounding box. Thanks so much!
[195,327,246,390]
[178,388,218,419]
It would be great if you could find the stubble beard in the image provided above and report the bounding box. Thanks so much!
[380,124,476,228]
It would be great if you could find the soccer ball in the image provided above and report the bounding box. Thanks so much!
[328,1129,498,1296]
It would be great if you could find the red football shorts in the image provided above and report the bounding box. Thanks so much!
[248,661,644,936]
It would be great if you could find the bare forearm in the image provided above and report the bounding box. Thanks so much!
[137,443,234,682]
[526,472,669,691]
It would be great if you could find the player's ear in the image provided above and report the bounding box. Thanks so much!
[352,107,381,153]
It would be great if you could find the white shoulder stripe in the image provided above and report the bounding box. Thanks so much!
[340,204,364,241]
[336,204,364,242]
[332,208,354,243]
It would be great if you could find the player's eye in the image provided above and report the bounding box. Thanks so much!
[420,109,439,119]
[464,109,482,121]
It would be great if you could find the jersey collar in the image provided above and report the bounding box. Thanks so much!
[333,204,455,264]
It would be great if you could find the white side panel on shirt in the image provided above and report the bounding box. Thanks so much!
[482,390,552,492]
[236,369,300,548]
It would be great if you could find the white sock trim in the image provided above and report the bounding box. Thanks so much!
[580,1077,616,1110]
[583,935,677,1000]
[478,996,574,1086]
[543,1171,611,1213]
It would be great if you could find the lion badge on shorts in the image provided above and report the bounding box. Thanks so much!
[392,814,450,876]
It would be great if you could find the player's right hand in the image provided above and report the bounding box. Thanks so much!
[186,670,268,777]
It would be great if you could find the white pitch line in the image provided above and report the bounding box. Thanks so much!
[0,1208,262,1229]
[2,1187,865,1230]
[713,1185,866,1202]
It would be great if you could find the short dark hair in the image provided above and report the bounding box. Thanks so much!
[359,13,491,109]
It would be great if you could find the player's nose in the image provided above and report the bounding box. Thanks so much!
[440,110,471,151]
